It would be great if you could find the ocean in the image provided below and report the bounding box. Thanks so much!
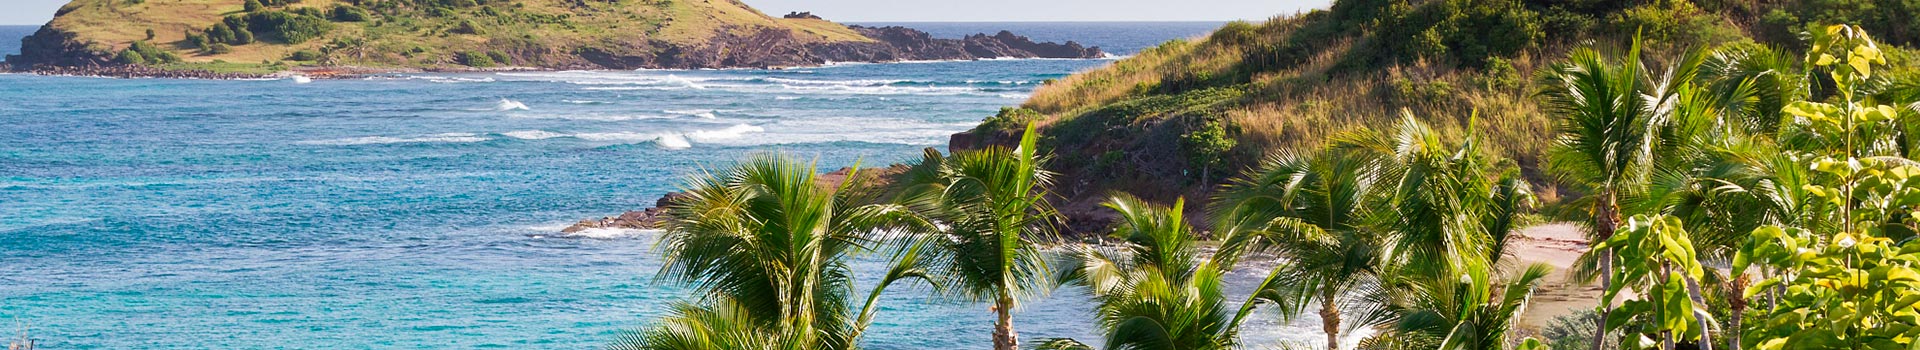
[0,22,1324,349]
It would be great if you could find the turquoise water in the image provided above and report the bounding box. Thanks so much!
[0,23,1316,349]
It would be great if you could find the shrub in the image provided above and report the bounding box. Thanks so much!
[457,51,495,67]
[1373,0,1544,68]
[485,50,512,66]
[330,4,371,22]
[290,7,326,18]
[208,23,237,44]
[1208,20,1260,47]
[978,107,1043,132]
[245,11,335,44]
[452,19,484,35]
[1180,118,1237,182]
[185,32,210,50]
[115,50,146,65]
[208,43,233,54]
[1609,0,1741,47]
[144,29,155,40]
[288,49,323,61]
[232,28,254,44]
[244,0,265,12]
[1757,9,1803,47]
[127,41,178,63]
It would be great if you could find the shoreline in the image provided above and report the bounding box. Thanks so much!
[2,55,1121,80]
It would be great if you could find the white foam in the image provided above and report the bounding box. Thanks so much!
[762,77,902,86]
[289,76,313,84]
[507,113,672,122]
[494,98,530,111]
[556,228,660,239]
[573,132,664,142]
[663,109,719,119]
[685,124,766,142]
[665,74,707,89]
[297,133,491,146]
[501,130,569,140]
[654,134,692,149]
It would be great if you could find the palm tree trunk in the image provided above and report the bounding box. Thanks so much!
[1320,293,1341,350]
[993,293,1018,350]
[1590,196,1619,350]
[1730,274,1748,350]
[1682,273,1715,350]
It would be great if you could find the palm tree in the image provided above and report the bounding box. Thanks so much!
[1056,194,1241,350]
[1383,259,1554,350]
[611,154,935,350]
[1536,38,1668,350]
[1281,111,1544,350]
[895,123,1058,350]
[1212,146,1384,350]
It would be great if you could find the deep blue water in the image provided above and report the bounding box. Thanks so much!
[0,22,1318,349]
[0,25,36,61]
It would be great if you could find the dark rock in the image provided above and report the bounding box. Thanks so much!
[782,12,822,20]
[561,192,689,233]
[7,26,113,70]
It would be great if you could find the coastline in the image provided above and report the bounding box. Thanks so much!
[1,55,1123,80]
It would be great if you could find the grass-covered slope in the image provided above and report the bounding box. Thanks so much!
[18,0,874,73]
[962,0,1920,224]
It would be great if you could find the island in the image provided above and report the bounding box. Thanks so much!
[5,0,1104,77]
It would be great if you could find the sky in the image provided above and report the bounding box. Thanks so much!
[1,0,1333,25]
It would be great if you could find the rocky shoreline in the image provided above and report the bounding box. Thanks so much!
[7,26,1105,79]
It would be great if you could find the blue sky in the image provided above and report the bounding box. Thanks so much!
[2,0,1332,25]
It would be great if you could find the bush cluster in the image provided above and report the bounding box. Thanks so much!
[115,40,180,65]
[978,107,1043,132]
[455,50,509,67]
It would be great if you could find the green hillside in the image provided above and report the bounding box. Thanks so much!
[967,0,1920,213]
[33,0,871,73]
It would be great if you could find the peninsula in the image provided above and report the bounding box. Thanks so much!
[5,0,1104,76]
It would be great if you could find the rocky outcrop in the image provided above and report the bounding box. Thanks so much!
[5,26,112,70]
[562,193,687,233]
[825,26,1104,62]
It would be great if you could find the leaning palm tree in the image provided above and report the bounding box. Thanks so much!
[1055,194,1241,350]
[895,123,1058,350]
[610,154,934,350]
[1212,145,1385,350]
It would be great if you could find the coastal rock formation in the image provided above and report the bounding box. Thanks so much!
[6,0,1104,76]
[562,193,687,233]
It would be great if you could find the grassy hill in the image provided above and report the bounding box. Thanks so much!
[25,0,874,73]
[961,0,1920,222]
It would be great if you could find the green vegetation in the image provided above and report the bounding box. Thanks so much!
[40,0,878,71]
[1053,196,1240,350]
[606,155,932,350]
[115,40,180,65]
[894,124,1057,350]
[987,0,1920,221]
[614,16,1920,350]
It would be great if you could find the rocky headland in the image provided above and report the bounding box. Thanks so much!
[6,0,1104,78]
